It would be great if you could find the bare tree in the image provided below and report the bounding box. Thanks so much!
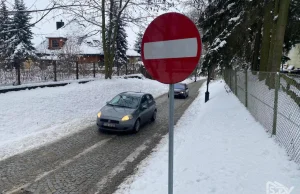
[182,0,207,24]
[51,0,176,79]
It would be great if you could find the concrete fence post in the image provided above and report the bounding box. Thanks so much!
[272,72,280,136]
[245,70,248,108]
[229,69,232,91]
[76,61,79,80]
[53,61,57,82]
[93,62,96,78]
[235,69,238,95]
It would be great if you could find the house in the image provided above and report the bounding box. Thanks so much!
[35,19,140,66]
[287,44,300,69]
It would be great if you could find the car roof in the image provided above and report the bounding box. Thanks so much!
[175,83,186,85]
[120,91,149,97]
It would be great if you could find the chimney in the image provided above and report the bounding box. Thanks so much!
[56,20,64,30]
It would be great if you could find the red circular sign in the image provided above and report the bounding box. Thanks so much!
[141,12,202,84]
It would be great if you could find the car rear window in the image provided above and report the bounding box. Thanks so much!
[174,84,185,89]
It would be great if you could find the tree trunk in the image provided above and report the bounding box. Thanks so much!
[101,0,109,79]
[252,20,262,71]
[107,0,115,79]
[270,0,290,72]
[267,0,280,71]
[16,65,21,85]
[103,0,130,79]
[117,62,120,76]
[53,61,57,81]
[259,0,273,72]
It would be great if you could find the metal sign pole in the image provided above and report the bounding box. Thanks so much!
[168,84,174,194]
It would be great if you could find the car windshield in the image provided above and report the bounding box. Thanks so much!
[174,84,185,89]
[108,94,140,109]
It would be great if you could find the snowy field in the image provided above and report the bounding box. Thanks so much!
[114,80,300,194]
[0,76,201,161]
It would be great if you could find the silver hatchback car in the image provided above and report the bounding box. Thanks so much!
[97,92,157,133]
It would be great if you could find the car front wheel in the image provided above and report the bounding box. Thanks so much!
[133,119,141,133]
[151,110,157,122]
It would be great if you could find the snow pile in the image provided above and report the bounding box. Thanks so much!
[0,78,168,161]
[115,80,300,194]
[180,76,206,84]
[0,77,103,90]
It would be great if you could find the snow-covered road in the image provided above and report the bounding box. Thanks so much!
[0,77,170,161]
[0,76,202,161]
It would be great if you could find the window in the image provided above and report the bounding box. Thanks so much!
[93,40,100,46]
[86,41,93,46]
[146,95,153,104]
[141,96,147,104]
[107,94,140,109]
[51,39,59,48]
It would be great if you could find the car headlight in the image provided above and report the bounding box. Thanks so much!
[180,91,184,94]
[97,112,101,118]
[121,115,133,121]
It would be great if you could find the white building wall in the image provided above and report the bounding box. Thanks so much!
[287,44,300,69]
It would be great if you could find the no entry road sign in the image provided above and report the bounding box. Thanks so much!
[141,12,202,84]
[141,12,202,194]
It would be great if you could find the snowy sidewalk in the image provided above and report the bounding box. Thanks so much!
[115,80,300,194]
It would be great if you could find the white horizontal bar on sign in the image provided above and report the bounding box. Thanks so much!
[143,38,198,60]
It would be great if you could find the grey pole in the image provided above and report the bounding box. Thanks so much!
[168,84,175,194]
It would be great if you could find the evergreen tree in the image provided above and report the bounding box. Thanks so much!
[7,0,35,63]
[0,0,10,62]
[134,31,143,54]
[115,17,128,75]
[284,0,300,55]
[200,0,300,74]
[199,0,264,72]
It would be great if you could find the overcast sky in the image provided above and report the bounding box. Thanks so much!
[15,0,186,48]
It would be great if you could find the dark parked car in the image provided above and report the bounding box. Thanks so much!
[97,92,157,133]
[168,83,189,99]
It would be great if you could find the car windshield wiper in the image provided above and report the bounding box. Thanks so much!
[115,104,132,108]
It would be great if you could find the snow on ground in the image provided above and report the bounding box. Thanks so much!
[0,77,169,161]
[115,80,300,194]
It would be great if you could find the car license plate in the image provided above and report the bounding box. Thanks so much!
[103,123,115,127]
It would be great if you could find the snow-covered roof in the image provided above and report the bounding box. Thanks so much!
[36,19,103,55]
[35,19,141,57]
[40,55,59,60]
[287,65,295,70]
[44,19,99,39]
[126,49,140,57]
[36,37,103,55]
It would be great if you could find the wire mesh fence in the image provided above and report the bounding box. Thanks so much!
[0,60,143,87]
[224,69,300,165]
